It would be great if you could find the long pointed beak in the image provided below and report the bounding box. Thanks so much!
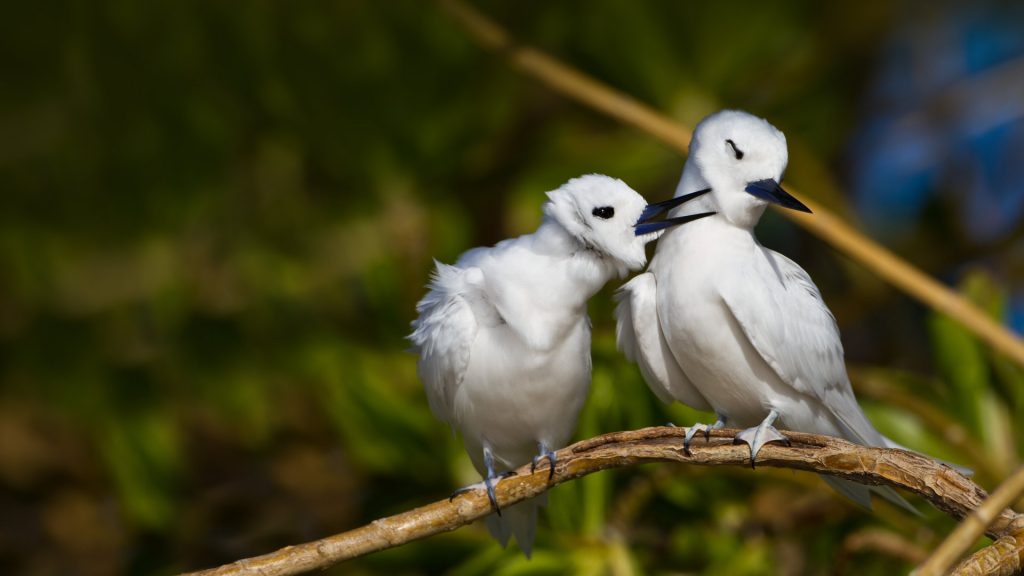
[744,179,811,213]
[635,211,716,236]
[634,187,714,236]
[637,187,712,223]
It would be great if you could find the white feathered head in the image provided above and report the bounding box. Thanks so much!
[543,174,653,276]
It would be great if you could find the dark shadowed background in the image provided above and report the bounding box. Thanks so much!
[2,1,1024,574]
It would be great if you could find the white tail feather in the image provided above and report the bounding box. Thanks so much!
[484,493,546,558]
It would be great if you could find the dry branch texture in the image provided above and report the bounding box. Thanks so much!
[920,467,1024,575]
[951,530,1024,576]
[181,427,1018,576]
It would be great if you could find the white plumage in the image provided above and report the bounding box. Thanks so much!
[617,110,916,511]
[411,174,707,555]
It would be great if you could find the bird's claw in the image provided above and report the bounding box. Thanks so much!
[682,417,725,456]
[733,410,788,469]
[449,485,471,503]
[486,471,517,515]
[448,471,517,515]
[683,424,711,456]
[531,450,557,481]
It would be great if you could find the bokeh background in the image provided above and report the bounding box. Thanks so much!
[3,1,1024,574]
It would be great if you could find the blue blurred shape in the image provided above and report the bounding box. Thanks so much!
[849,3,1024,244]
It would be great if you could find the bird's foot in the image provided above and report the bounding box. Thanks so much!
[448,471,517,515]
[733,410,789,469]
[531,444,557,481]
[450,446,516,515]
[683,416,726,456]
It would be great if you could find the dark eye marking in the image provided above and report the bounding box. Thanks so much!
[725,139,744,160]
[592,206,615,219]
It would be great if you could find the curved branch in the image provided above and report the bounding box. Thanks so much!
[180,426,1021,576]
[918,466,1024,575]
[434,0,1024,369]
[950,529,1024,576]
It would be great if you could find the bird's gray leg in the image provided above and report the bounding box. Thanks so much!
[683,414,726,456]
[531,442,557,481]
[733,409,790,468]
[448,446,516,515]
[481,447,505,514]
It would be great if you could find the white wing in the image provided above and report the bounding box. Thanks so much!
[409,262,490,424]
[615,273,712,411]
[718,248,884,446]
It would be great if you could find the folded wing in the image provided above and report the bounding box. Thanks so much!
[615,272,711,411]
[718,249,916,512]
[409,262,485,423]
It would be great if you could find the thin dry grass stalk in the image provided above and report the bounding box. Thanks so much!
[917,466,1024,575]
[180,426,1019,576]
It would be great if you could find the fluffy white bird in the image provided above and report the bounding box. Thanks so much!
[410,174,710,556]
[616,110,915,511]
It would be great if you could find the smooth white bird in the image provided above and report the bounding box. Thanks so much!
[616,110,915,511]
[410,174,711,556]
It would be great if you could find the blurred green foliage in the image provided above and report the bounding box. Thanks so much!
[1,1,1022,575]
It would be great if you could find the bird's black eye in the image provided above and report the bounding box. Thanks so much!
[725,139,744,160]
[592,206,615,219]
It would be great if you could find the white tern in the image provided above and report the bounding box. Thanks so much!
[410,174,712,556]
[616,110,917,511]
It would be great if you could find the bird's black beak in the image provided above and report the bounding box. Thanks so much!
[744,179,812,213]
[634,188,715,236]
